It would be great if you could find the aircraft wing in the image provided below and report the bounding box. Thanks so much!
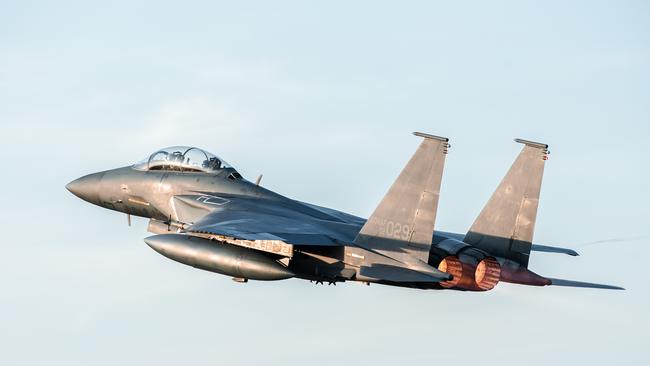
[183,196,359,246]
[188,210,339,245]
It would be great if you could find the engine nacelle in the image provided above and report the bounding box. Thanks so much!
[429,238,501,291]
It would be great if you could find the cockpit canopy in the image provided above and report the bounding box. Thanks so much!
[133,146,234,173]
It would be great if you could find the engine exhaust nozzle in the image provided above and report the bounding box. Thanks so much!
[438,256,463,288]
[475,257,501,291]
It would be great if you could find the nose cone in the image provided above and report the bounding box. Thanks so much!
[66,172,104,205]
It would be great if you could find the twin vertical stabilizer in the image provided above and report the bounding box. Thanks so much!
[354,132,449,269]
[355,135,549,271]
[464,139,549,267]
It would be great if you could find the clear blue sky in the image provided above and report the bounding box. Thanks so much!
[1,1,648,365]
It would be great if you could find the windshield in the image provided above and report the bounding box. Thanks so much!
[132,146,233,173]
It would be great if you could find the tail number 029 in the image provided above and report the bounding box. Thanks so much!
[384,221,411,241]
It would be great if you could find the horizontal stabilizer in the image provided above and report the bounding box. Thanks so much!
[547,278,624,290]
[531,244,579,256]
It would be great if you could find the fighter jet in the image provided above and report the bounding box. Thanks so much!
[66,133,622,291]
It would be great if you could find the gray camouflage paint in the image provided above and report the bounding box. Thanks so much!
[66,133,623,291]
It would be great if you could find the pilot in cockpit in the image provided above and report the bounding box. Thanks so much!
[170,151,184,163]
[203,157,222,170]
[133,146,235,174]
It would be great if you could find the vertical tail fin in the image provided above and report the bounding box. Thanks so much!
[354,132,449,264]
[464,139,549,267]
